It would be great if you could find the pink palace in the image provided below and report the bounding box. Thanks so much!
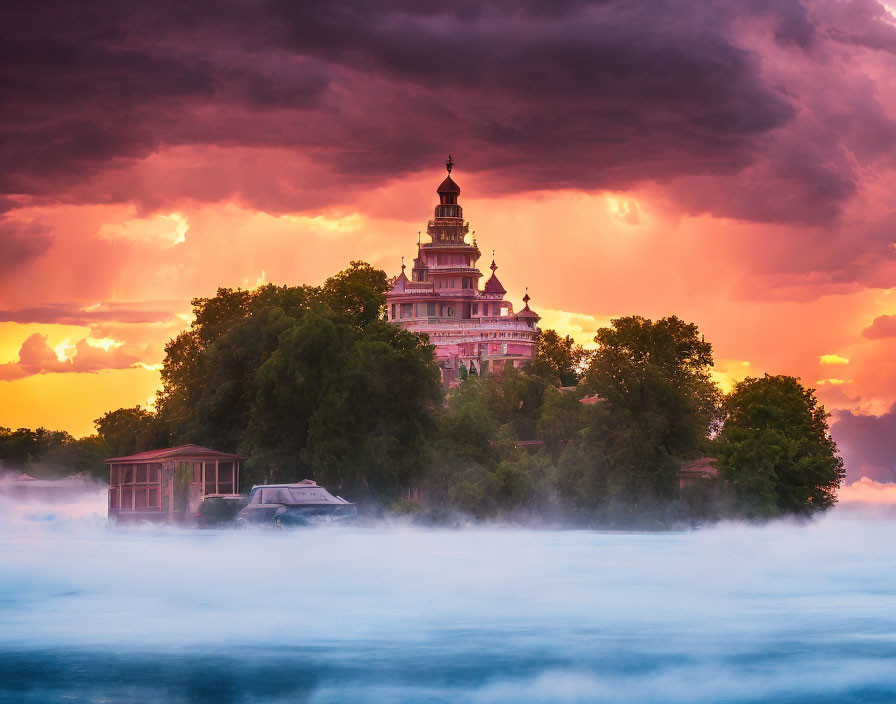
[386,156,540,385]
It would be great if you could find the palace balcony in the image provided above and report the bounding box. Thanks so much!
[425,266,482,274]
[401,317,532,329]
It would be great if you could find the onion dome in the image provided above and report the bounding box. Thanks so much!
[482,259,506,295]
[437,153,461,202]
[437,174,461,196]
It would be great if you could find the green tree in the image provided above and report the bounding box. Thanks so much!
[246,306,356,483]
[584,315,719,458]
[420,370,561,520]
[556,400,681,524]
[248,311,441,501]
[0,427,109,480]
[154,262,387,453]
[528,329,590,386]
[317,260,389,328]
[155,284,313,447]
[716,375,844,517]
[486,367,550,441]
[94,406,156,459]
[536,386,583,461]
[0,427,36,468]
[30,435,109,480]
[0,427,71,469]
[559,316,720,517]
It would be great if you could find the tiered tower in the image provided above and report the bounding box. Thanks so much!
[386,156,540,385]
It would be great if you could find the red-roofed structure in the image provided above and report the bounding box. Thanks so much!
[482,261,507,295]
[437,174,461,195]
[517,292,540,321]
[679,457,719,488]
[386,156,540,385]
[106,445,245,523]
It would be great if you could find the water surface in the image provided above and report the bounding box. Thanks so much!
[0,492,894,703]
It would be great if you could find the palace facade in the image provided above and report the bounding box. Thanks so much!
[386,157,540,385]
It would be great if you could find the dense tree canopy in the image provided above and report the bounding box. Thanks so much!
[0,426,108,480]
[150,261,439,503]
[94,406,158,459]
[0,427,72,469]
[552,316,721,522]
[716,375,844,517]
[248,312,440,500]
[584,315,719,456]
[528,329,590,387]
[421,371,556,521]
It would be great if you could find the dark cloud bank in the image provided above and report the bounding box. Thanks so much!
[832,404,896,483]
[3,0,896,224]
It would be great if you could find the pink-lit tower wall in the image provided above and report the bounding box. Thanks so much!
[386,156,540,385]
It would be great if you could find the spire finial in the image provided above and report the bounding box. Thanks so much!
[446,153,453,174]
[401,256,406,272]
[523,287,530,307]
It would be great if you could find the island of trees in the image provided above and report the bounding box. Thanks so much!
[0,262,845,526]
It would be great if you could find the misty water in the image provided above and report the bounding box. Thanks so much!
[1,490,895,703]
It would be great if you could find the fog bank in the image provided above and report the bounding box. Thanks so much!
[0,483,894,703]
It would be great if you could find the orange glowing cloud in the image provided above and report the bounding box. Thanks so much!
[0,333,140,381]
[837,477,896,506]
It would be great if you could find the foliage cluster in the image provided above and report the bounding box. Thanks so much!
[421,315,724,526]
[0,426,108,480]
[150,260,441,503]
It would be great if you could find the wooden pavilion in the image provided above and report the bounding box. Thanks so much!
[106,445,245,523]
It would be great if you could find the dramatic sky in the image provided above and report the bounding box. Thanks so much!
[1,0,895,481]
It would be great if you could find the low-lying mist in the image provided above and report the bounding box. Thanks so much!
[1,483,895,703]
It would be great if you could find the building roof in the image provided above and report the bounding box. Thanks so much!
[482,275,506,294]
[580,394,606,405]
[106,444,246,463]
[517,303,539,320]
[482,260,506,294]
[437,174,461,195]
[390,269,409,293]
[680,457,719,476]
[517,292,539,319]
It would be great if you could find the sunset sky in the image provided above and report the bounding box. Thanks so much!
[1,0,895,481]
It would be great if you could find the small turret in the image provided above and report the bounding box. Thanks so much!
[482,256,506,295]
[517,289,540,327]
[411,242,429,282]
[435,154,462,217]
[390,258,410,293]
